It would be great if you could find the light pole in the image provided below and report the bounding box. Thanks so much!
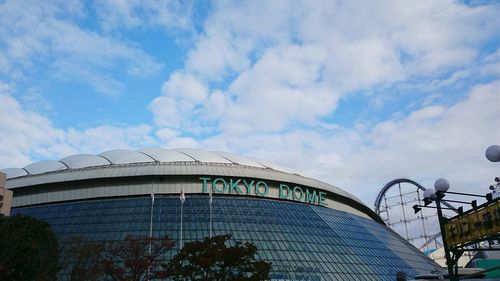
[433,179,456,281]
[419,179,458,280]
[412,145,500,280]
[413,179,489,281]
[486,145,500,199]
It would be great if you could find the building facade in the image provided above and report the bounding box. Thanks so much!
[0,172,12,216]
[1,148,439,280]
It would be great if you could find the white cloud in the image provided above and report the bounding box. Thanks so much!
[65,125,157,153]
[296,0,498,90]
[0,91,66,167]
[0,87,157,168]
[153,0,499,136]
[155,128,180,142]
[200,90,226,122]
[161,72,208,103]
[1,0,499,211]
[150,72,209,128]
[0,0,162,96]
[94,0,194,32]
[182,81,499,205]
[221,44,337,134]
[344,82,499,198]
[185,0,294,79]
[184,0,499,83]
[165,137,200,149]
[145,1,500,205]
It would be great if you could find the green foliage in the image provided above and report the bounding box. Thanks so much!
[161,234,271,281]
[0,214,59,281]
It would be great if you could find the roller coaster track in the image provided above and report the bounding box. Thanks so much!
[374,178,458,251]
[374,178,458,215]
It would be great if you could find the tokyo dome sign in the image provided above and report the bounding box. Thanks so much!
[200,177,327,206]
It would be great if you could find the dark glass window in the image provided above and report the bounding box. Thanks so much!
[13,195,436,280]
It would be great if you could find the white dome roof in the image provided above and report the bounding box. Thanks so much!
[1,148,300,179]
[99,150,155,164]
[1,168,28,178]
[215,151,266,169]
[60,154,111,169]
[139,148,195,162]
[24,160,67,175]
[174,148,232,163]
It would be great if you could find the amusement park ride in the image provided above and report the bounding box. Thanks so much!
[374,178,458,252]
[374,145,500,280]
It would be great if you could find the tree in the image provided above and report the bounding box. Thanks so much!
[64,236,105,281]
[161,234,272,281]
[0,214,59,281]
[64,234,175,281]
[102,235,175,281]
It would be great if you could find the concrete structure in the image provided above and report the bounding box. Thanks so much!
[0,172,12,216]
[1,148,440,280]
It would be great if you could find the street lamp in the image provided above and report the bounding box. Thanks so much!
[411,146,500,280]
[423,188,436,206]
[412,179,489,281]
[434,178,449,193]
[431,179,455,281]
[485,145,500,162]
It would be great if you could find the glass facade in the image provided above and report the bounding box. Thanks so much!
[13,195,436,280]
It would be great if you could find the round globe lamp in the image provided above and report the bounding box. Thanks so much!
[486,145,500,162]
[434,178,450,193]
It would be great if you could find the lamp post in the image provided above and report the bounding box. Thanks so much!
[432,178,456,281]
[486,145,500,199]
[412,146,500,280]
[413,179,485,281]
[412,179,457,280]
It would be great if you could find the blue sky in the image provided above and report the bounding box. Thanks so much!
[0,0,499,205]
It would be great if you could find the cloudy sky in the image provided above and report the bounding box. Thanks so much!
[0,0,499,206]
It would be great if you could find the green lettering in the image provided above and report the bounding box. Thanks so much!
[213,178,227,193]
[279,184,290,199]
[319,191,327,206]
[293,186,304,201]
[242,179,254,195]
[229,179,242,194]
[306,189,318,204]
[255,181,268,196]
[200,177,211,193]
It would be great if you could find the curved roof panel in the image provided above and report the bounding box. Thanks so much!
[24,160,67,175]
[60,154,111,169]
[174,148,233,164]
[99,150,155,164]
[2,148,379,223]
[139,148,195,162]
[1,148,301,179]
[252,158,300,175]
[0,168,28,179]
[215,151,266,169]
